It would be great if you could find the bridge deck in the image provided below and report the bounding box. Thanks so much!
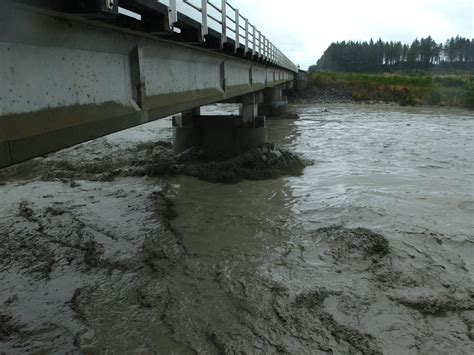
[0,1,297,168]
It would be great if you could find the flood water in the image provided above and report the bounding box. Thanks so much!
[174,103,473,248]
[0,103,473,354]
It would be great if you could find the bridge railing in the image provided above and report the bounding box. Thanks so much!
[158,0,298,72]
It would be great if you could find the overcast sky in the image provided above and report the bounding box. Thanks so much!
[233,0,473,69]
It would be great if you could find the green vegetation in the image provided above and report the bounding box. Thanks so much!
[306,35,474,108]
[309,72,474,108]
[310,36,473,73]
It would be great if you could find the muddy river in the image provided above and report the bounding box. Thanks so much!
[0,103,473,354]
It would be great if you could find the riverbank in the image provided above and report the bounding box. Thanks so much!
[294,72,474,108]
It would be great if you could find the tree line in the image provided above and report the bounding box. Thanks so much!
[311,36,474,72]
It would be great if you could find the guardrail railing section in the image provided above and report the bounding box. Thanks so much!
[157,0,297,72]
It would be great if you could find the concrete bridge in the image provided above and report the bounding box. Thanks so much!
[0,0,301,168]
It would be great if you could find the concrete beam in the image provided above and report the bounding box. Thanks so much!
[0,3,294,168]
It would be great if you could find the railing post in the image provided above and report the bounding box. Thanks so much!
[252,25,256,55]
[221,0,227,47]
[256,29,259,56]
[201,0,208,39]
[266,38,269,61]
[256,30,259,56]
[269,44,272,62]
[258,31,262,58]
[168,0,177,29]
[235,8,240,52]
[244,17,249,54]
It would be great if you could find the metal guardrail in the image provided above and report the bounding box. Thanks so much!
[159,0,298,72]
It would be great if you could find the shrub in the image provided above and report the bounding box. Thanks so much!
[425,89,442,105]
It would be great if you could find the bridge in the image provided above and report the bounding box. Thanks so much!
[0,0,302,168]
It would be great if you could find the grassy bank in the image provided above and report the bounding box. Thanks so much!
[308,72,474,108]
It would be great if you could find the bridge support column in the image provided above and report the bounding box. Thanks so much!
[240,92,259,124]
[296,70,308,93]
[173,93,267,155]
[172,108,202,154]
[258,85,288,117]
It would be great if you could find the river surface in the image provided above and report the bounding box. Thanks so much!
[0,103,473,354]
[174,103,473,248]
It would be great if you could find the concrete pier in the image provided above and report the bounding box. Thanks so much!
[173,93,266,155]
[296,70,308,93]
[258,85,288,117]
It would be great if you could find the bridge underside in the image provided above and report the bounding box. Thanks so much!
[0,3,295,168]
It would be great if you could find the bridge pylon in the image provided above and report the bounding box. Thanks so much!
[173,93,266,155]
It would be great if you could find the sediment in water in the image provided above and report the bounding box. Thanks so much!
[169,143,308,183]
[1,189,473,354]
[0,141,309,184]
[0,179,187,353]
[155,226,473,353]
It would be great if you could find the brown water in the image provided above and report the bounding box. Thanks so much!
[0,103,473,354]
